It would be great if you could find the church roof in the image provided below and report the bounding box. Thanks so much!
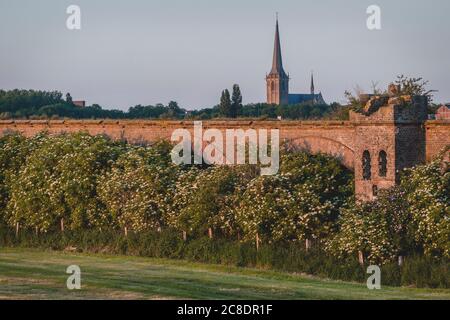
[288,93,325,105]
[269,19,288,78]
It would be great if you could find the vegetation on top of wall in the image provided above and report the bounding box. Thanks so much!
[345,75,438,114]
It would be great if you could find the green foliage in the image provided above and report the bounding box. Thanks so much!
[65,93,73,104]
[219,89,232,117]
[0,133,53,226]
[0,132,448,288]
[5,133,124,232]
[98,145,177,232]
[329,148,449,264]
[170,166,256,237]
[395,74,434,99]
[0,89,187,119]
[237,150,353,244]
[0,89,346,120]
[346,75,435,113]
[402,147,450,258]
[0,89,63,114]
[231,84,243,118]
[1,227,447,288]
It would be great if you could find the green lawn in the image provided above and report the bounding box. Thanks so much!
[0,248,448,300]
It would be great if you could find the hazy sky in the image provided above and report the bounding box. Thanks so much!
[1,0,449,110]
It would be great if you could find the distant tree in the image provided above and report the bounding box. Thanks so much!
[167,101,180,112]
[231,84,243,118]
[66,93,73,104]
[160,101,185,119]
[219,89,231,117]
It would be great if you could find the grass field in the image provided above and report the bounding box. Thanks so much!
[0,248,449,300]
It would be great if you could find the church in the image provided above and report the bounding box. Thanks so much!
[266,19,325,105]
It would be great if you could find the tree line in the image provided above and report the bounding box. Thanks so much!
[0,88,349,120]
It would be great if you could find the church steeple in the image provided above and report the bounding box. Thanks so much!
[266,16,289,105]
[310,72,315,95]
[270,17,288,78]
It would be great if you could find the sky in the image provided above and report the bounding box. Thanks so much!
[0,0,449,110]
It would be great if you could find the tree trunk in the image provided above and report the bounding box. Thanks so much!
[60,218,64,232]
[398,255,404,267]
[35,226,38,236]
[182,231,187,242]
[208,228,213,239]
[15,222,19,237]
[358,251,364,266]
[256,233,260,252]
[124,226,128,237]
[305,238,312,251]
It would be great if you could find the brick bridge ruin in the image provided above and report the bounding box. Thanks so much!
[0,96,449,201]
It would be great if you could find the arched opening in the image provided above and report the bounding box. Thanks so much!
[362,150,371,180]
[378,150,387,177]
[271,82,275,92]
[291,136,355,170]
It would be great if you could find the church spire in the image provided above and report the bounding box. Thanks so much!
[266,15,289,106]
[270,16,287,78]
[310,71,315,95]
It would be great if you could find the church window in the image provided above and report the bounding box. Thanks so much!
[362,150,371,180]
[378,150,387,177]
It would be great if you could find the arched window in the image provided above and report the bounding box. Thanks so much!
[271,82,275,91]
[362,150,371,180]
[378,150,387,177]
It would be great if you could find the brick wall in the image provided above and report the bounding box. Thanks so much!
[0,116,448,201]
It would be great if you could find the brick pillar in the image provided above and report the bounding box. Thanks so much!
[351,95,427,201]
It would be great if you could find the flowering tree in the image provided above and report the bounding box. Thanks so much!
[5,133,123,232]
[272,184,335,243]
[237,175,288,243]
[328,148,449,264]
[402,147,449,258]
[98,144,178,233]
[168,165,256,238]
[6,134,68,232]
[328,187,413,265]
[0,133,49,221]
[237,150,353,245]
[0,134,29,222]
[52,133,125,229]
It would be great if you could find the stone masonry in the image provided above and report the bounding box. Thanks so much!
[0,97,448,201]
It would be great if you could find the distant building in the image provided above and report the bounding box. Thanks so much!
[73,100,86,107]
[435,105,450,120]
[266,19,325,106]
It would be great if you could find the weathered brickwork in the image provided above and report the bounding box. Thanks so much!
[0,102,448,201]
[425,121,450,162]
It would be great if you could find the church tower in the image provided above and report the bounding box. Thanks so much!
[266,18,289,105]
